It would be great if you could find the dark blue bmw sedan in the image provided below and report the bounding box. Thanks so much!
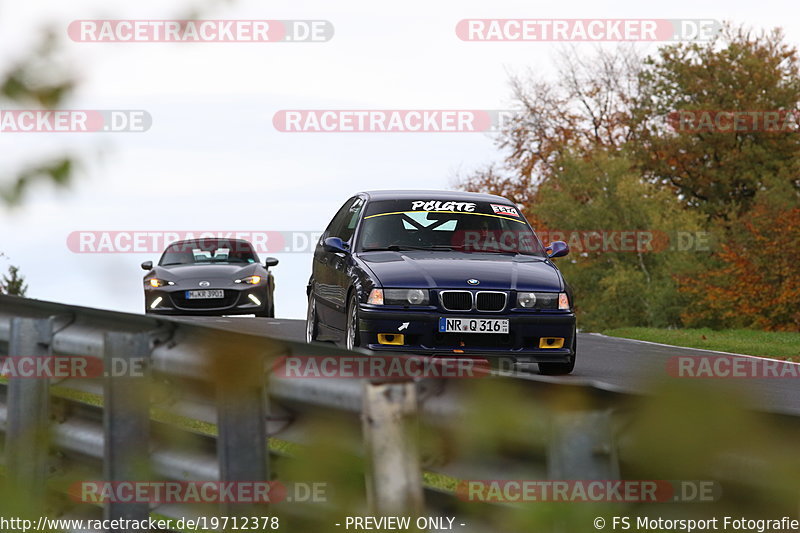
[306,190,576,374]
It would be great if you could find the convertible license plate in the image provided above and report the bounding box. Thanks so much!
[439,317,509,334]
[185,290,224,299]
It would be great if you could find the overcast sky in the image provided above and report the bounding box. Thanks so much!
[1,0,797,319]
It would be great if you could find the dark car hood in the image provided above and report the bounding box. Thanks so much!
[357,251,563,291]
[154,263,259,280]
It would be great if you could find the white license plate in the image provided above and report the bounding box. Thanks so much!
[185,290,224,299]
[438,317,509,334]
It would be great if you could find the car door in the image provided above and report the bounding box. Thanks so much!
[329,197,365,330]
[313,197,359,329]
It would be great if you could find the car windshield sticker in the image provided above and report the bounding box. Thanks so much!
[193,249,212,261]
[363,200,527,224]
[490,204,519,217]
[411,200,476,212]
[402,212,458,231]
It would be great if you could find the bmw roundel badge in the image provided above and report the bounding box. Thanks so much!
[467,279,480,285]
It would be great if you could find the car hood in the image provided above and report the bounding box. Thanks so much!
[357,251,563,291]
[153,263,259,281]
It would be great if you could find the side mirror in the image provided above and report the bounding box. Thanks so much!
[265,257,279,268]
[323,237,350,254]
[141,261,153,270]
[546,241,569,259]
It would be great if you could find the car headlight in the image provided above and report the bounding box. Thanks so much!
[235,275,262,285]
[367,288,429,306]
[147,278,174,288]
[517,292,537,308]
[367,289,384,305]
[516,292,570,310]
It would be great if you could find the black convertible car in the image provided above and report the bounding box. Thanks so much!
[142,238,278,317]
[306,190,577,374]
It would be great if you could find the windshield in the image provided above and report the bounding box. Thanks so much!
[159,239,259,266]
[356,199,546,257]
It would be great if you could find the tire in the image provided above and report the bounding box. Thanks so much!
[538,331,577,375]
[345,292,360,350]
[306,293,318,343]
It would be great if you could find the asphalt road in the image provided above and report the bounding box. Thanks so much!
[177,316,800,415]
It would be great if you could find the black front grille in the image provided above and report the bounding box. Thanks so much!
[171,290,238,309]
[433,333,513,348]
[440,291,472,311]
[476,292,506,311]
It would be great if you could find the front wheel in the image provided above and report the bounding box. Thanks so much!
[345,292,360,350]
[538,332,577,375]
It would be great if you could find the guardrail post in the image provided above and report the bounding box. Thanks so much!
[547,410,619,479]
[362,381,424,515]
[5,317,53,512]
[103,332,152,527]
[215,351,268,515]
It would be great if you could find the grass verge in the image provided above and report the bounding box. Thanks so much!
[602,327,800,361]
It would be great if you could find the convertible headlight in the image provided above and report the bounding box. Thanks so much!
[367,289,429,306]
[147,278,173,288]
[516,292,570,310]
[235,275,262,285]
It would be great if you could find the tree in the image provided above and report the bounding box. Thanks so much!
[1,265,28,297]
[631,26,800,220]
[458,46,641,203]
[678,199,800,331]
[458,27,800,331]
[532,150,705,330]
[0,31,79,206]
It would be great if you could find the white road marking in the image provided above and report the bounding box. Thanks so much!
[588,332,799,365]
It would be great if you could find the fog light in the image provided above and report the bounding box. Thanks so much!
[377,333,404,345]
[150,296,163,309]
[539,337,564,349]
[248,294,261,306]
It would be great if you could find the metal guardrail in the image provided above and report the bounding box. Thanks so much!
[0,294,797,532]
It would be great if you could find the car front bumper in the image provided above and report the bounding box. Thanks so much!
[144,287,269,316]
[357,306,576,363]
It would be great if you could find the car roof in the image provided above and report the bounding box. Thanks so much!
[360,189,515,203]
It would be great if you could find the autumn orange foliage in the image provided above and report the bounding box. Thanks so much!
[679,203,800,331]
